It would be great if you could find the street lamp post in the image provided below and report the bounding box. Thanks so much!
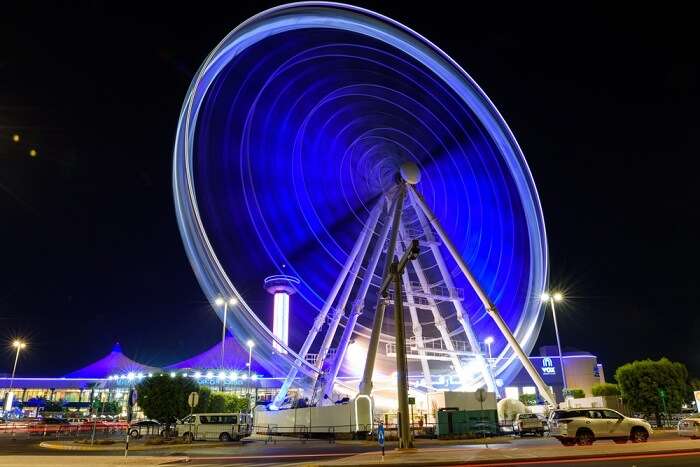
[541,292,567,392]
[215,297,238,371]
[484,336,494,366]
[5,340,26,411]
[246,340,254,414]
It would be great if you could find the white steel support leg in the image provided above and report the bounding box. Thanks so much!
[359,185,406,395]
[408,195,498,395]
[322,201,394,399]
[410,185,555,406]
[398,224,464,384]
[271,201,383,409]
[311,201,384,390]
[394,240,432,386]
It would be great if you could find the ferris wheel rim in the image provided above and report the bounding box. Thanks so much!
[173,2,548,387]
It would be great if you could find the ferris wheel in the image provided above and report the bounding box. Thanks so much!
[173,2,553,409]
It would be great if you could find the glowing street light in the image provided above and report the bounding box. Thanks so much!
[6,340,27,410]
[29,148,37,157]
[215,296,238,371]
[12,134,20,143]
[541,291,568,390]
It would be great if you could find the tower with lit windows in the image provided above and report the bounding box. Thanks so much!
[264,275,299,354]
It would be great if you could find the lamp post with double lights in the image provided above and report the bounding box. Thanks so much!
[541,292,568,391]
[215,297,238,371]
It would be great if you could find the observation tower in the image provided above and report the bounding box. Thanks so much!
[264,275,299,354]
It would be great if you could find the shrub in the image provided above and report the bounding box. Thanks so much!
[563,388,586,399]
[591,383,621,397]
[519,394,537,406]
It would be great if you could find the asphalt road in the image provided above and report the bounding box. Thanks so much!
[1,431,698,466]
[451,451,700,466]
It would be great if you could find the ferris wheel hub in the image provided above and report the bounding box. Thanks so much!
[399,161,421,185]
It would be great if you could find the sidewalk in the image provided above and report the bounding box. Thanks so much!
[310,439,700,466]
[0,456,181,467]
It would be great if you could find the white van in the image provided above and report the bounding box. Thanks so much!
[177,413,252,442]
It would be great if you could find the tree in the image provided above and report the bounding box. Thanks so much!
[136,375,199,428]
[591,383,621,397]
[208,392,227,413]
[92,400,122,415]
[194,391,249,413]
[194,386,212,413]
[615,358,688,426]
[223,393,249,413]
[690,378,700,391]
[519,394,537,406]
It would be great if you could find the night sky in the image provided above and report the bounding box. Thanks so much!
[1,3,698,379]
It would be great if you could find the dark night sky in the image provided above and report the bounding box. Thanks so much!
[1,3,698,379]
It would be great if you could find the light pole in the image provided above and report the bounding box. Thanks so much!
[484,336,494,366]
[5,340,26,411]
[246,340,255,414]
[215,297,238,371]
[541,292,567,391]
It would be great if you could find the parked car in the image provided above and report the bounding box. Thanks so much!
[513,413,545,436]
[677,414,700,439]
[549,408,652,446]
[177,413,252,442]
[128,420,162,439]
[67,417,88,425]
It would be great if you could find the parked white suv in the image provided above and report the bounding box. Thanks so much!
[513,413,545,436]
[549,408,652,446]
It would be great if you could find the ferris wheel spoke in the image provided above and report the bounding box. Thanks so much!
[409,185,555,406]
[407,189,497,394]
[398,221,464,386]
[271,198,384,409]
[359,184,406,395]
[321,197,396,400]
[394,236,432,387]
[311,198,385,398]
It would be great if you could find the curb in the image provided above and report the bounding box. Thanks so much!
[39,441,226,452]
[307,446,700,467]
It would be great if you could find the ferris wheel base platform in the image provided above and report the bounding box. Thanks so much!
[254,397,373,435]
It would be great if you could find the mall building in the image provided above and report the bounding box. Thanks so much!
[1,340,605,415]
[506,346,606,403]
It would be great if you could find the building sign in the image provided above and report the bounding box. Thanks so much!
[541,357,556,375]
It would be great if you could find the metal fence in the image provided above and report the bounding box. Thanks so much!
[0,421,127,442]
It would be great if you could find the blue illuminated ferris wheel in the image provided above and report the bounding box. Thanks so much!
[173,2,553,406]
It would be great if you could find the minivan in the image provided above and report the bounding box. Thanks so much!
[177,413,252,442]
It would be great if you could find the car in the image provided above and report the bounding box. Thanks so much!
[513,413,545,436]
[677,414,700,439]
[67,417,88,425]
[549,408,652,446]
[128,420,162,439]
